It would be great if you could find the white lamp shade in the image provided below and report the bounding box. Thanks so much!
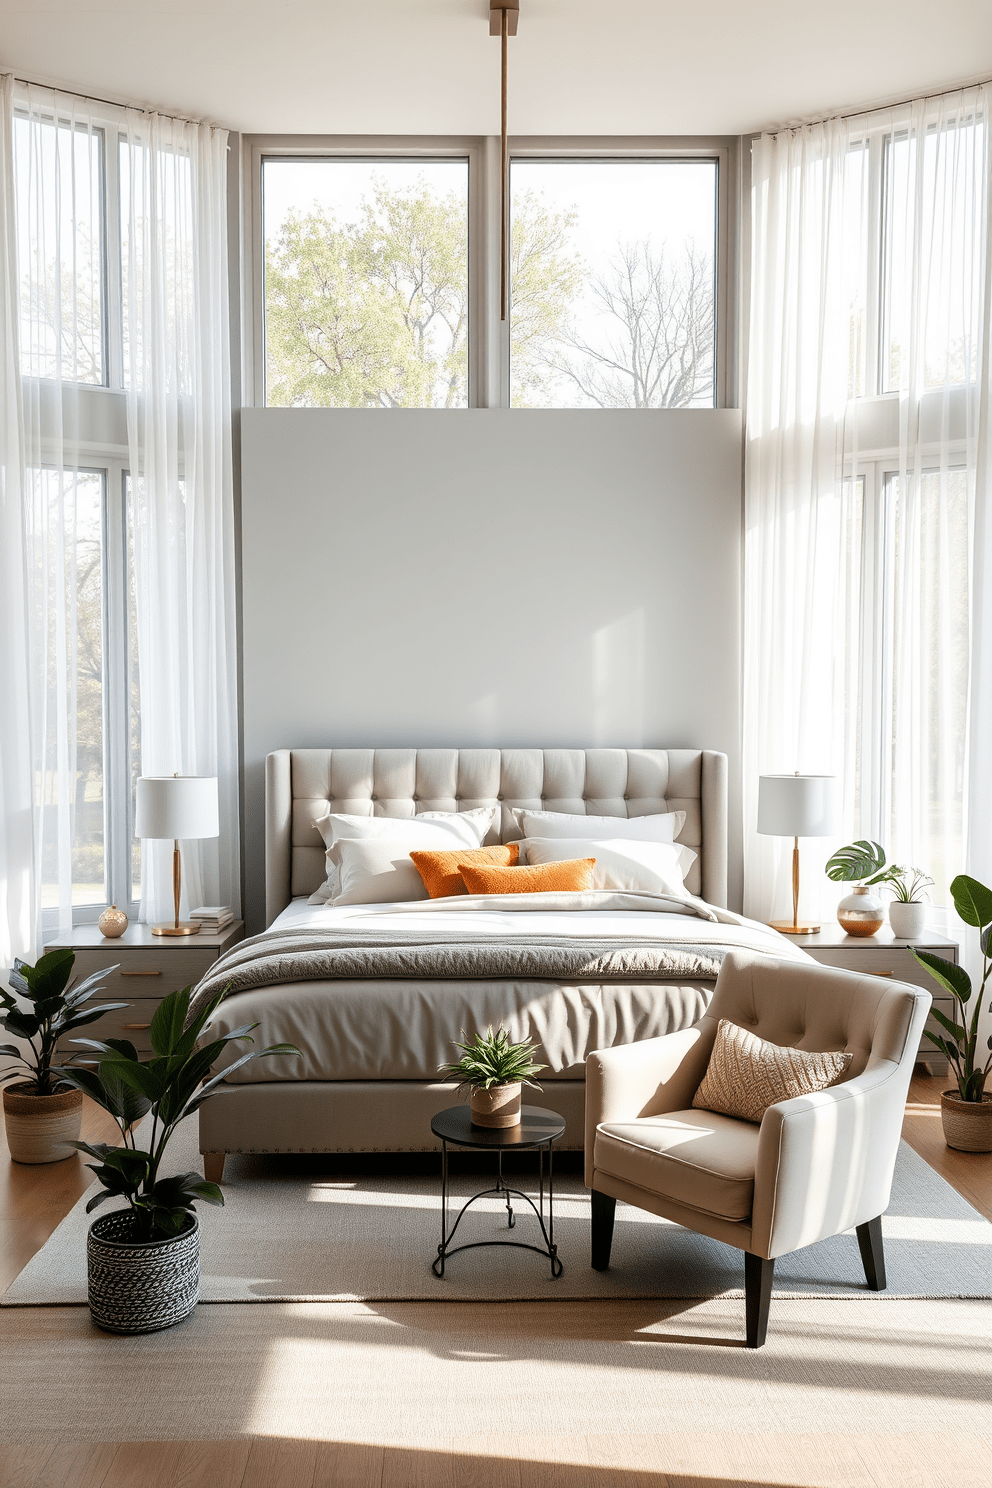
[134,776,219,841]
[757,775,837,838]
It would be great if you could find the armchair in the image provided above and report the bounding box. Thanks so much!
[585,949,930,1346]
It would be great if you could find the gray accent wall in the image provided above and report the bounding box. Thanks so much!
[240,407,743,932]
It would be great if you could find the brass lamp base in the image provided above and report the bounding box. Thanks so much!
[151,922,201,936]
[769,919,820,935]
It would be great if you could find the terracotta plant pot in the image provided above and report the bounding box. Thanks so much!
[837,884,885,937]
[470,1082,522,1129]
[3,1083,83,1164]
[888,900,927,939]
[940,1091,992,1153]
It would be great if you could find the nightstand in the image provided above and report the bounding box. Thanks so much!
[785,924,958,1074]
[44,920,244,1058]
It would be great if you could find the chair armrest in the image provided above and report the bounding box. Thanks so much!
[584,1021,717,1186]
[750,1060,912,1259]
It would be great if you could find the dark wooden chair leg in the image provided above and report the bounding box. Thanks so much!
[856,1214,886,1291]
[591,1190,617,1271]
[744,1252,774,1348]
[203,1152,226,1184]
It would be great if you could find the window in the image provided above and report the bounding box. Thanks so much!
[262,157,469,407]
[14,93,140,924]
[510,160,718,408]
[252,140,729,408]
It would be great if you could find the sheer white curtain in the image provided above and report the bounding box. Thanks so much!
[121,110,239,925]
[744,87,991,955]
[0,77,106,960]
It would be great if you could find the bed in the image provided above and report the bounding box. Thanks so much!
[196,748,809,1176]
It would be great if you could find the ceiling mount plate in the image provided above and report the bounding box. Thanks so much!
[490,2,519,36]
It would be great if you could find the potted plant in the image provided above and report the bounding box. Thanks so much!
[825,840,902,936]
[1,949,123,1164]
[887,867,933,939]
[440,1026,546,1129]
[912,874,992,1153]
[60,984,299,1333]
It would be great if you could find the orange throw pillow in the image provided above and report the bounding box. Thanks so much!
[410,843,519,899]
[459,857,596,895]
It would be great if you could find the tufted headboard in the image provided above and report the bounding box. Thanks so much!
[265,747,728,926]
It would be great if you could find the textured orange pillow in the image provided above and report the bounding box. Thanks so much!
[459,857,596,895]
[410,843,519,899]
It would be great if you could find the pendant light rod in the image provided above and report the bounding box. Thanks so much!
[491,2,519,322]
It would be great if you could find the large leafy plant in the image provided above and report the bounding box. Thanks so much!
[1,950,124,1098]
[60,986,299,1241]
[440,1026,546,1092]
[912,875,992,1103]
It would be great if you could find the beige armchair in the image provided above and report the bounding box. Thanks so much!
[585,950,930,1347]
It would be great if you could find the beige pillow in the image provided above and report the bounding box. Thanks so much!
[328,838,430,906]
[692,1018,853,1125]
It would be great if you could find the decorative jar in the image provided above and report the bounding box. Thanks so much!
[837,884,885,937]
[98,905,129,939]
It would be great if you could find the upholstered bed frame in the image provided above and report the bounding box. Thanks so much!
[200,748,729,1173]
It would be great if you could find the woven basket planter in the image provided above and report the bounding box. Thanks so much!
[470,1082,522,1128]
[2,1084,82,1164]
[87,1210,200,1334]
[940,1091,992,1153]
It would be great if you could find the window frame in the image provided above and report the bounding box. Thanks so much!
[243,134,737,410]
[14,87,140,927]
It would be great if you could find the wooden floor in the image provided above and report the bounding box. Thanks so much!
[2,1073,990,1488]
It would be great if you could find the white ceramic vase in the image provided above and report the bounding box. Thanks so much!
[837,884,885,937]
[888,900,927,939]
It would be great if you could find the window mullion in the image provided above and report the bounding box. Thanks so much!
[104,128,124,391]
[102,460,132,916]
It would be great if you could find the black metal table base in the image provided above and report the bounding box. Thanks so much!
[433,1142,563,1278]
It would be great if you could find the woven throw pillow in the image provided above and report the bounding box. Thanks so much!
[459,857,596,895]
[411,843,519,899]
[692,1018,853,1124]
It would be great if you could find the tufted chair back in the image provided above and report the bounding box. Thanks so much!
[699,950,921,1082]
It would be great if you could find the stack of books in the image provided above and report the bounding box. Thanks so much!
[190,905,234,931]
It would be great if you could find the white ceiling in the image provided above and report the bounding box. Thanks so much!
[1,0,989,138]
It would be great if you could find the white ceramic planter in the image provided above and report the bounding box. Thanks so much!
[888,900,927,939]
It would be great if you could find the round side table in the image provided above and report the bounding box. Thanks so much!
[430,1104,566,1278]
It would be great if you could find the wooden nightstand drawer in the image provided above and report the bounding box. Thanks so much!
[66,948,219,1001]
[803,945,946,990]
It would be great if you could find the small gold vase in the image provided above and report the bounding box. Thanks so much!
[98,904,129,939]
[837,884,885,937]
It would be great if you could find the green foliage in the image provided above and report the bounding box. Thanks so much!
[889,867,933,903]
[824,839,902,887]
[439,1026,546,1092]
[913,875,992,1103]
[0,950,124,1098]
[508,190,584,407]
[61,986,300,1241]
[265,177,580,410]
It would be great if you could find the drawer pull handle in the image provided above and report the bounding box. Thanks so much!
[121,971,162,978]
[122,1023,151,1031]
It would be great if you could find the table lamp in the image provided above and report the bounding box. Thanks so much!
[757,773,837,934]
[134,774,219,936]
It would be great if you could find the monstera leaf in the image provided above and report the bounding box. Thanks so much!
[825,840,887,883]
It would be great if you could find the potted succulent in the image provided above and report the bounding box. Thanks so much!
[912,874,992,1153]
[825,840,903,936]
[440,1026,546,1129]
[1,949,123,1164]
[887,867,933,940]
[60,984,299,1333]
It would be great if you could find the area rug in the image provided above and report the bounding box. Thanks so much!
[4,1124,990,1305]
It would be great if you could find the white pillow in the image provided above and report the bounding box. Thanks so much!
[329,838,430,906]
[522,837,695,898]
[516,808,686,842]
[308,805,496,905]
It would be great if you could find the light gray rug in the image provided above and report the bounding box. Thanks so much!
[4,1123,990,1305]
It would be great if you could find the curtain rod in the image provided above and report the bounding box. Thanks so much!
[810,74,992,130]
[9,72,218,130]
